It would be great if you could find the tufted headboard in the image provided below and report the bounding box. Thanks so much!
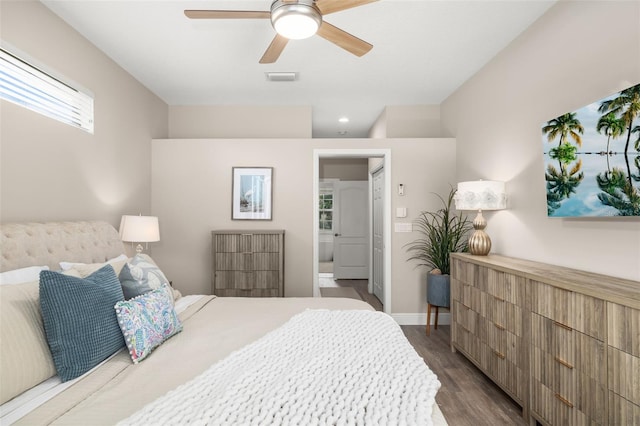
[0,221,126,272]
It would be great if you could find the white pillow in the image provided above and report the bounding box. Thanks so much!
[0,266,49,285]
[59,254,127,271]
[0,280,57,404]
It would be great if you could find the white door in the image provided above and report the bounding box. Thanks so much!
[372,167,384,303]
[333,181,369,279]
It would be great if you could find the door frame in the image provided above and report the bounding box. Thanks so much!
[312,149,392,315]
[369,162,384,298]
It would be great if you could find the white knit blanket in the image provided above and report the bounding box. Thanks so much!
[119,310,441,425]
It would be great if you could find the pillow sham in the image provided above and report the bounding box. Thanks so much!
[115,284,182,364]
[59,253,127,272]
[39,265,125,382]
[119,254,171,300]
[0,280,57,404]
[63,258,127,278]
[0,265,49,285]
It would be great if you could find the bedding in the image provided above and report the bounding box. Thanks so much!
[120,309,440,425]
[0,221,447,425]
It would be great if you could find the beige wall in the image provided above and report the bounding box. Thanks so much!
[319,158,369,180]
[441,1,640,281]
[168,105,312,138]
[369,105,443,138]
[0,1,168,226]
[151,138,456,314]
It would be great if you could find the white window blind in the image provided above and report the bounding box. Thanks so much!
[0,48,94,133]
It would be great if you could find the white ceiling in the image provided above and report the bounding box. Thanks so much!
[41,0,556,138]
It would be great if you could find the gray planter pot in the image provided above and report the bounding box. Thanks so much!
[427,273,450,308]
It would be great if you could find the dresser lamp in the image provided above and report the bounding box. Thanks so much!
[119,215,160,254]
[454,180,507,256]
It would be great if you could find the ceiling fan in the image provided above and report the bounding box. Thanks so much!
[184,0,378,64]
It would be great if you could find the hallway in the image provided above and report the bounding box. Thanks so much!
[319,269,383,311]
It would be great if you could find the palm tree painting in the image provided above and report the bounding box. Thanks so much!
[541,83,640,217]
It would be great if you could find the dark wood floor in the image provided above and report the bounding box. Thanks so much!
[325,275,527,425]
[339,279,383,311]
[402,325,527,425]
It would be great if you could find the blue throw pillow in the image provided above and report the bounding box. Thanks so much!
[39,265,125,382]
[119,254,170,300]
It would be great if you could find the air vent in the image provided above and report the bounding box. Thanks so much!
[265,72,297,82]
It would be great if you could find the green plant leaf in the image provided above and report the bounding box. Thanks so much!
[404,186,473,275]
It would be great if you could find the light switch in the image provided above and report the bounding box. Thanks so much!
[394,222,413,233]
[396,207,407,218]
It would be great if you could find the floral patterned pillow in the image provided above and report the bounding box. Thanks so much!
[114,284,182,364]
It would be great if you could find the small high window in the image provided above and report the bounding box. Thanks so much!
[319,190,334,231]
[0,47,94,133]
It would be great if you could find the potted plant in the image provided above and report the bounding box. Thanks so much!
[405,187,472,315]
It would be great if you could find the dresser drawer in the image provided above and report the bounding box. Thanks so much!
[531,379,601,426]
[487,269,525,305]
[214,252,280,271]
[608,391,640,425]
[451,259,488,290]
[213,233,281,253]
[453,300,481,335]
[483,329,524,402]
[530,313,606,425]
[608,346,640,406]
[211,230,284,297]
[531,283,605,340]
[485,295,522,336]
[453,322,483,365]
[608,303,640,357]
[214,288,281,297]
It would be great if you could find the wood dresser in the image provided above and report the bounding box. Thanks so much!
[450,253,639,426]
[211,230,284,297]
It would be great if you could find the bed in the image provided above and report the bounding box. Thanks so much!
[0,221,447,425]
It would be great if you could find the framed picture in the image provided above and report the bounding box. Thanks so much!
[232,167,273,220]
[541,82,640,217]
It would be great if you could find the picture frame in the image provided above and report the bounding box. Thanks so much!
[232,167,273,220]
[541,82,640,217]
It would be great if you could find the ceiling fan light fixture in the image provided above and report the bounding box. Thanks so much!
[271,0,322,40]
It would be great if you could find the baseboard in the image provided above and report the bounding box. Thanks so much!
[391,312,451,326]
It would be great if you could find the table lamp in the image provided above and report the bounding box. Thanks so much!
[119,215,160,254]
[454,181,507,256]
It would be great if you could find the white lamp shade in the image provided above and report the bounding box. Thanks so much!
[454,181,507,211]
[119,215,160,243]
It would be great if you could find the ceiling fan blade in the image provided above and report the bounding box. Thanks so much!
[316,0,378,15]
[259,35,289,64]
[316,22,373,57]
[184,10,270,19]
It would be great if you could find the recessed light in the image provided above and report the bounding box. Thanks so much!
[338,117,349,123]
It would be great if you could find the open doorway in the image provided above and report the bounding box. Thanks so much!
[312,149,392,315]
